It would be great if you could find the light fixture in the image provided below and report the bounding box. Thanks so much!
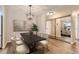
[46,10,55,16]
[26,5,33,20]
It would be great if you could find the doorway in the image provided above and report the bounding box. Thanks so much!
[60,16,71,42]
[45,16,72,43]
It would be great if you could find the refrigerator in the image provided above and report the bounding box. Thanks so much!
[0,16,3,48]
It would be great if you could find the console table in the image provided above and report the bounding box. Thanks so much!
[20,33,46,53]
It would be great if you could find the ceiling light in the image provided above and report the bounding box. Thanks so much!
[47,10,55,16]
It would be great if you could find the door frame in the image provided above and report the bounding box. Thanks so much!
[0,16,3,49]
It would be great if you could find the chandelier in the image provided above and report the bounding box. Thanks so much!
[26,5,33,20]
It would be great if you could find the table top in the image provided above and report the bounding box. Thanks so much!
[20,33,46,45]
[20,33,46,53]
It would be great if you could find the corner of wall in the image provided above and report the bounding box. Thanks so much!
[2,39,8,48]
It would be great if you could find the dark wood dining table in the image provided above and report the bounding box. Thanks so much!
[20,33,46,53]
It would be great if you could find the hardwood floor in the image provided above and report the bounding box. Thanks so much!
[0,40,16,54]
[7,40,16,54]
[0,38,79,54]
[48,39,79,54]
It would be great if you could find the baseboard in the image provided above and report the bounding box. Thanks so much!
[55,37,61,40]
[2,43,6,48]
[0,48,2,49]
[2,41,8,48]
[49,35,56,39]
[61,34,71,37]
[49,35,61,39]
[77,39,79,40]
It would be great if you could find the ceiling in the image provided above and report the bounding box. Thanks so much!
[3,5,79,16]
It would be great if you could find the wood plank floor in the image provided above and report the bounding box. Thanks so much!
[48,39,79,54]
[0,40,16,54]
[0,38,79,54]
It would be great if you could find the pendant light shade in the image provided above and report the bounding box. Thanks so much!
[27,5,33,20]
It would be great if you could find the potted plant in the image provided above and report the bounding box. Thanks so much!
[31,23,38,35]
